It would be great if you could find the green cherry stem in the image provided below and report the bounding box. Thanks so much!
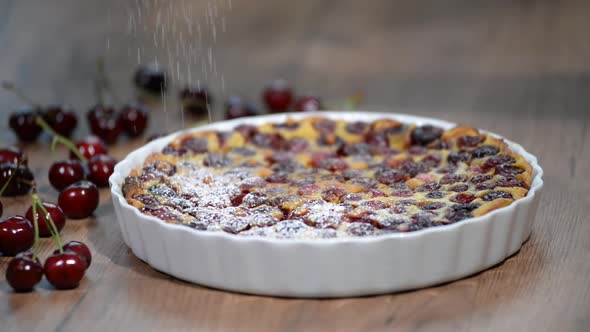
[0,160,20,196]
[31,197,40,260]
[35,116,89,163]
[32,193,64,254]
[1,81,42,108]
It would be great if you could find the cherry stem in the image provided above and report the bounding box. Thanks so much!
[35,117,89,164]
[32,193,64,254]
[31,198,40,260]
[0,160,20,196]
[1,81,42,109]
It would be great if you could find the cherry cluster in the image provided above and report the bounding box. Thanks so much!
[177,79,322,120]
[0,147,94,292]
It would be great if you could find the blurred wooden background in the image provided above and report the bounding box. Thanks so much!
[0,0,589,331]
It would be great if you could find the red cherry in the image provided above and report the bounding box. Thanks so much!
[25,202,66,237]
[9,110,43,142]
[119,104,148,137]
[87,105,123,144]
[44,252,86,289]
[43,106,78,137]
[0,216,34,256]
[180,86,212,116]
[59,241,92,269]
[262,79,293,113]
[88,155,116,187]
[0,163,34,196]
[48,159,86,191]
[294,96,322,112]
[6,252,43,292]
[0,146,28,165]
[70,136,108,160]
[225,96,261,119]
[58,181,99,219]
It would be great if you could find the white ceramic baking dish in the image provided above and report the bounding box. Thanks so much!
[109,111,543,298]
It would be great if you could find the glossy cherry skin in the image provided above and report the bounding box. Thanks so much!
[134,63,167,94]
[48,159,86,191]
[119,104,148,137]
[43,106,78,137]
[294,96,322,112]
[180,86,212,117]
[44,252,86,289]
[9,110,43,142]
[0,146,28,165]
[0,216,34,256]
[263,79,293,113]
[0,163,34,196]
[58,181,99,219]
[225,96,261,119]
[58,241,92,269]
[70,136,108,160]
[88,155,116,187]
[6,252,43,292]
[25,202,66,237]
[87,105,122,145]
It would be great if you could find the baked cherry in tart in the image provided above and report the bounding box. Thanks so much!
[123,117,533,239]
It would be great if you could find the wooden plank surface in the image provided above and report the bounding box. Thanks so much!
[0,0,589,331]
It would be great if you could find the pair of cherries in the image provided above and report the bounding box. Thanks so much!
[262,79,322,114]
[1,213,92,291]
[87,104,148,145]
[9,106,78,143]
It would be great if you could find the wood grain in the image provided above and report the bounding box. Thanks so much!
[1,0,589,331]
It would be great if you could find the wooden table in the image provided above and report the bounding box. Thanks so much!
[1,0,589,331]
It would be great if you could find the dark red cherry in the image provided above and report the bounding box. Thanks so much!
[25,202,66,237]
[225,96,261,119]
[70,136,108,160]
[0,146,28,165]
[180,86,212,117]
[43,106,78,137]
[87,105,122,144]
[134,63,167,94]
[119,104,148,137]
[410,125,444,146]
[9,110,43,142]
[88,155,116,187]
[0,216,34,256]
[58,181,99,219]
[263,79,293,113]
[48,159,86,191]
[294,96,322,112]
[0,163,34,196]
[44,252,86,289]
[6,253,43,292]
[59,241,92,269]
